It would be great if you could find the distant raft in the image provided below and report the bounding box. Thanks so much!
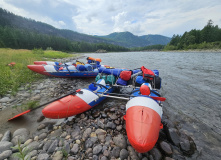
[27,64,99,78]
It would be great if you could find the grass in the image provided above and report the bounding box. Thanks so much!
[0,48,78,96]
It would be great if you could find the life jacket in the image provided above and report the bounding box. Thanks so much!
[87,57,102,62]
[141,66,155,80]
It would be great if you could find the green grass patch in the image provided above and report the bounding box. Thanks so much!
[0,48,78,96]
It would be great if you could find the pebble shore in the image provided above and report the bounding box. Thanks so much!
[0,57,197,160]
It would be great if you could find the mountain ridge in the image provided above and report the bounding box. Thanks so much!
[0,8,171,48]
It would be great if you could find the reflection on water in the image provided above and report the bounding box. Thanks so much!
[82,51,221,160]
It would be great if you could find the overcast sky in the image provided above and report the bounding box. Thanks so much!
[1,0,221,37]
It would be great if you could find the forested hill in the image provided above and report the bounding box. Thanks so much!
[0,8,171,50]
[0,8,119,45]
[165,20,221,50]
[98,32,171,48]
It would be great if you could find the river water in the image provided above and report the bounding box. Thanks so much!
[81,51,221,160]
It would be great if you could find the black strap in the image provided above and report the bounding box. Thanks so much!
[64,64,71,73]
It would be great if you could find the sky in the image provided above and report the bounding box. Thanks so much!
[1,0,221,37]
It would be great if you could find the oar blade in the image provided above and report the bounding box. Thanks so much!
[8,110,31,121]
[150,96,166,101]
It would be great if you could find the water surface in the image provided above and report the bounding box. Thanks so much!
[82,51,221,160]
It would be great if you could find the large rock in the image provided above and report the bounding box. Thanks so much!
[24,141,40,154]
[111,147,121,158]
[71,126,81,140]
[82,128,92,141]
[120,149,129,160]
[93,145,102,155]
[37,153,49,160]
[167,128,180,146]
[0,150,12,159]
[52,151,63,160]
[95,129,107,143]
[159,141,173,155]
[127,146,139,160]
[113,134,127,149]
[85,137,98,149]
[0,141,13,153]
[1,130,11,142]
[71,144,79,154]
[150,148,162,160]
[11,128,29,145]
[47,139,58,153]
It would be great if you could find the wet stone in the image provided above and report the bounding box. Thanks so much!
[71,144,79,154]
[107,113,118,120]
[150,148,162,160]
[159,141,173,155]
[92,111,100,118]
[103,149,110,157]
[101,156,108,160]
[85,137,98,149]
[1,130,11,142]
[0,141,13,153]
[167,128,180,146]
[53,150,63,160]
[127,146,139,160]
[101,113,107,118]
[93,144,103,155]
[111,146,121,158]
[71,126,81,140]
[47,139,58,153]
[106,122,116,129]
[0,150,12,159]
[113,134,127,149]
[37,153,49,160]
[12,128,29,145]
[180,139,191,155]
[120,149,129,160]
[37,124,46,130]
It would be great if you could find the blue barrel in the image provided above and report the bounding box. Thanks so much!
[88,83,98,91]
[76,65,86,71]
[93,69,99,73]
[152,70,159,76]
[136,76,146,85]
[102,68,125,77]
[116,77,127,86]
[85,64,93,71]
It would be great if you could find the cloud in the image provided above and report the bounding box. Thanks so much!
[1,0,221,37]
[58,21,66,26]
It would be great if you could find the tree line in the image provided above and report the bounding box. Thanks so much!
[130,44,165,51]
[165,20,221,50]
[0,26,129,52]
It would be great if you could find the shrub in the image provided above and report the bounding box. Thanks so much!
[32,48,44,54]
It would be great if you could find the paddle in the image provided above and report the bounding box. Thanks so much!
[8,89,82,121]
[96,92,166,101]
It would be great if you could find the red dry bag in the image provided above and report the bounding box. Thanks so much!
[120,70,132,81]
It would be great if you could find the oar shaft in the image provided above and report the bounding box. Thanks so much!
[98,94,129,100]
[30,91,76,111]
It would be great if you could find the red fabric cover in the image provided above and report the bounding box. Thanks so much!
[141,66,155,80]
[120,71,132,81]
[140,85,150,95]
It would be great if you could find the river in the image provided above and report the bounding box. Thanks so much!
[80,51,221,160]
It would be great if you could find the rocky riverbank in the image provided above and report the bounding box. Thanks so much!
[0,58,198,160]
